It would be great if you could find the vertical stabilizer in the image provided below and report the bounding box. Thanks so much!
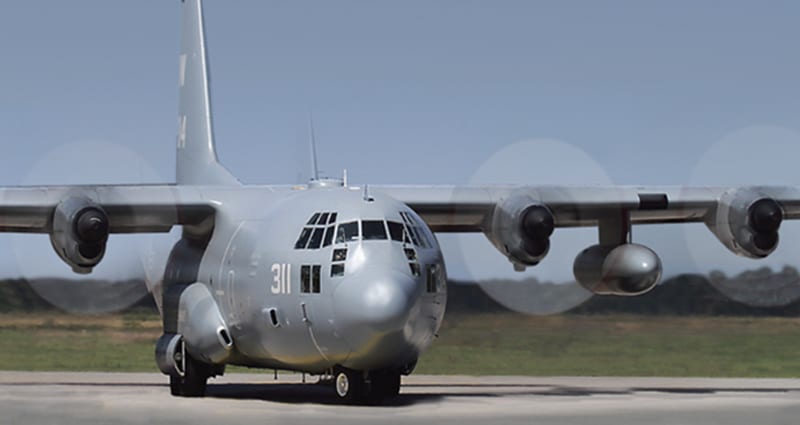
[176,0,239,185]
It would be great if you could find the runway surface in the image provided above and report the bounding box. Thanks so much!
[1,372,798,425]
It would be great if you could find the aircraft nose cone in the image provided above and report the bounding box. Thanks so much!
[336,270,416,333]
[361,276,414,330]
[333,269,420,370]
[333,269,430,370]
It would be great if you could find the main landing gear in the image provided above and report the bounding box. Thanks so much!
[170,354,212,397]
[333,367,401,404]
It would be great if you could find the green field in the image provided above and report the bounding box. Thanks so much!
[1,312,799,377]
[418,314,800,377]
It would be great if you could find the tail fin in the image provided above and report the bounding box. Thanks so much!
[176,0,239,185]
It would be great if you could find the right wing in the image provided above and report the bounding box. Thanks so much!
[0,184,223,274]
[0,185,215,233]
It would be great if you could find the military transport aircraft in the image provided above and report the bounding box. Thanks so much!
[2,0,795,404]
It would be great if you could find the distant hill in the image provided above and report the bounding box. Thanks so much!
[0,278,55,312]
[3,267,800,316]
[448,266,800,317]
[0,278,156,313]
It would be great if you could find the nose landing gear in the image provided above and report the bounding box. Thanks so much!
[333,367,402,404]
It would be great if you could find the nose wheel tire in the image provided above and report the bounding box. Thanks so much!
[334,369,364,403]
[333,368,402,404]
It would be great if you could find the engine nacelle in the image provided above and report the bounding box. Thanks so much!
[707,189,783,259]
[176,282,232,365]
[573,243,662,296]
[49,197,110,274]
[486,196,555,268]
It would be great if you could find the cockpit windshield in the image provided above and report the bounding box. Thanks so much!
[299,213,431,248]
[336,221,360,243]
[362,220,388,240]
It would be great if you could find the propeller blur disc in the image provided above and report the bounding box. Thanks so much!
[685,125,800,307]
[440,138,615,315]
[10,139,166,314]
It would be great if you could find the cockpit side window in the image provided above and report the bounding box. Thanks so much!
[296,211,338,250]
[399,212,421,247]
[336,221,360,243]
[308,227,325,249]
[387,221,405,242]
[400,211,431,248]
[294,228,312,249]
[362,220,388,240]
[407,226,420,246]
[417,224,432,248]
[322,225,335,247]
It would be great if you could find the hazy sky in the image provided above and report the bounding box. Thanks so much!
[2,1,800,283]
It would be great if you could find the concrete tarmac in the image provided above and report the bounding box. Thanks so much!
[0,372,798,425]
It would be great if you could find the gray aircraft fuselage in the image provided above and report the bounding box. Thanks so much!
[164,182,447,374]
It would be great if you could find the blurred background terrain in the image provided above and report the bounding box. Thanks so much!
[2,269,800,377]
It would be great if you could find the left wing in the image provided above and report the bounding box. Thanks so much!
[375,184,800,295]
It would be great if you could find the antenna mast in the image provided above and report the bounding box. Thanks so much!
[308,114,320,181]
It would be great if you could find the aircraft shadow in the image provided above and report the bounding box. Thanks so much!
[206,382,445,406]
[206,381,800,406]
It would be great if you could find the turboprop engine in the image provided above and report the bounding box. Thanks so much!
[49,197,110,274]
[486,196,555,269]
[707,189,784,259]
[573,243,662,296]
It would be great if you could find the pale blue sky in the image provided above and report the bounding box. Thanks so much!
[2,1,800,283]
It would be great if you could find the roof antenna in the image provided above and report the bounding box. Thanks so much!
[308,113,320,181]
[363,184,373,202]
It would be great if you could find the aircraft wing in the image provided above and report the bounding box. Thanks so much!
[0,184,221,274]
[375,185,800,231]
[375,184,800,291]
[0,185,215,233]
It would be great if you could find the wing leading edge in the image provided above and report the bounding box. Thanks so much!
[0,185,215,234]
[376,184,800,295]
[375,185,800,231]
